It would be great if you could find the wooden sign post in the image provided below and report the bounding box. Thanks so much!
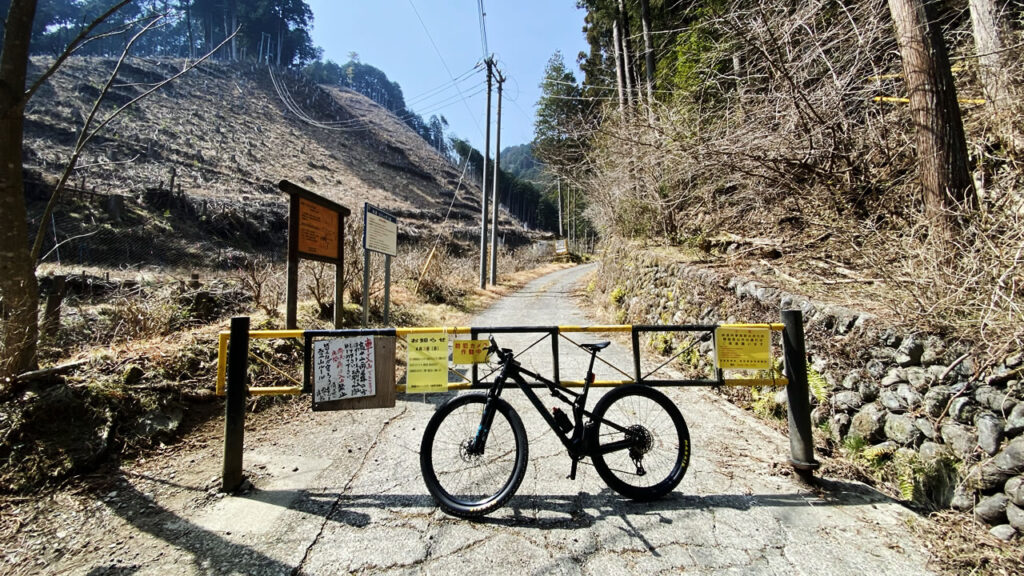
[280,180,351,329]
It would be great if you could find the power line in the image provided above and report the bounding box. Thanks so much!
[405,67,485,107]
[407,0,485,139]
[477,0,489,61]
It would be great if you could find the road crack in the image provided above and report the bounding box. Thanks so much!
[290,406,409,575]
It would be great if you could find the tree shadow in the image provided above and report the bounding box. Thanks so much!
[82,470,898,574]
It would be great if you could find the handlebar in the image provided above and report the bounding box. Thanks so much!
[487,336,514,364]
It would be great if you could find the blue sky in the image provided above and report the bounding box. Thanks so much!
[304,0,588,152]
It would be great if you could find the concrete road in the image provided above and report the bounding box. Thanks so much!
[40,264,936,575]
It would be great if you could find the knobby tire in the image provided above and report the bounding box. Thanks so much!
[590,384,690,501]
[420,393,528,518]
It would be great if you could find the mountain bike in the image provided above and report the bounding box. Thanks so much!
[419,336,691,518]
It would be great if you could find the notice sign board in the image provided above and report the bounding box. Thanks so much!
[364,203,398,256]
[714,325,771,370]
[406,333,448,393]
[554,239,568,255]
[453,340,490,364]
[311,336,396,411]
[313,336,376,403]
[298,197,339,259]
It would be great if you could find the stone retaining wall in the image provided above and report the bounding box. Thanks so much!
[594,245,1024,540]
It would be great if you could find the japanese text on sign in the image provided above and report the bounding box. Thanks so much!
[714,325,771,370]
[554,239,568,255]
[453,340,489,364]
[364,203,398,256]
[313,336,376,403]
[406,333,448,393]
[297,198,339,260]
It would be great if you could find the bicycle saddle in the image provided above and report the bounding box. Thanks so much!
[581,341,611,352]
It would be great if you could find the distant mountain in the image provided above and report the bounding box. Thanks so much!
[501,143,549,186]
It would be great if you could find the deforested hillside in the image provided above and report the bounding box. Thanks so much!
[21,56,505,271]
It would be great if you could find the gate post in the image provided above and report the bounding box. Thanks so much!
[782,310,819,475]
[222,316,250,492]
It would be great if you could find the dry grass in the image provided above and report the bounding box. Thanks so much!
[559,0,1024,366]
[912,511,1024,576]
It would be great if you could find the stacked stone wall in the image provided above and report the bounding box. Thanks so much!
[594,244,1024,539]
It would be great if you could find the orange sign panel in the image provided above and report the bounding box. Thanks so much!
[297,198,339,259]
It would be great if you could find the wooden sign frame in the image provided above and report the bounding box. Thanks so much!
[280,180,351,329]
[310,336,397,411]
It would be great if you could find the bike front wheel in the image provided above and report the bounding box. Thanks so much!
[419,393,528,518]
[590,385,690,501]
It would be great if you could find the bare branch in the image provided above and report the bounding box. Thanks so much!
[23,0,136,104]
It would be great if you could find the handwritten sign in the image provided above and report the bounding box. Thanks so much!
[406,333,448,393]
[453,340,490,364]
[714,325,771,370]
[298,197,339,259]
[313,336,376,403]
[364,203,398,256]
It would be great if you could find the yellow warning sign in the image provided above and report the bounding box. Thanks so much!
[406,333,448,393]
[453,340,489,364]
[714,325,771,370]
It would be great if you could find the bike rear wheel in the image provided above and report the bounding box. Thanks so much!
[420,393,528,518]
[590,385,690,501]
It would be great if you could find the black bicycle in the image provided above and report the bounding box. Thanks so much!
[419,336,691,518]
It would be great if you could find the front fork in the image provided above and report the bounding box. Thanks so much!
[468,365,511,456]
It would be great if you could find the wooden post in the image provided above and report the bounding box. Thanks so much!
[222,316,249,492]
[43,275,66,340]
[286,192,300,329]
[334,214,345,329]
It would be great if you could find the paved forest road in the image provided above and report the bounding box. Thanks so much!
[31,264,936,575]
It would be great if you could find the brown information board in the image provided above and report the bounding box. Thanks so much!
[279,180,351,329]
[298,197,339,259]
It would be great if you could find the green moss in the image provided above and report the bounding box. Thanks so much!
[610,286,627,306]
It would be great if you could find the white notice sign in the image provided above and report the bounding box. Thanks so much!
[364,203,398,256]
[313,336,377,403]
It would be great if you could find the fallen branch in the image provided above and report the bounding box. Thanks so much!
[14,359,91,383]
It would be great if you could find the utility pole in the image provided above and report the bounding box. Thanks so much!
[489,69,505,286]
[479,57,493,289]
[557,177,563,237]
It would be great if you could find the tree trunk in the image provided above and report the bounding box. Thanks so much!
[230,4,237,61]
[612,18,625,113]
[0,0,41,379]
[968,0,1021,154]
[639,0,655,111]
[618,0,634,109]
[185,0,194,59]
[888,0,976,238]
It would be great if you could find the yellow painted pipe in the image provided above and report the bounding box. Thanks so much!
[557,325,633,333]
[248,386,303,396]
[872,96,986,105]
[248,330,305,339]
[719,323,785,332]
[396,326,473,336]
[216,331,229,396]
[724,378,789,387]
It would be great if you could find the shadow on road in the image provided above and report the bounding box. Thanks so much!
[85,475,302,576]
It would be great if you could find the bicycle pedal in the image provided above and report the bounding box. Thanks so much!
[567,459,578,480]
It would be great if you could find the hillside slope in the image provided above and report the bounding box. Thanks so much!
[22,57,518,269]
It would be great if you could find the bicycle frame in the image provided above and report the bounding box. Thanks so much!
[472,347,636,465]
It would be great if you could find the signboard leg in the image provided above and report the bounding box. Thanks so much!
[222,316,249,492]
[782,310,819,475]
[384,255,391,325]
[362,250,371,327]
[334,245,344,329]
